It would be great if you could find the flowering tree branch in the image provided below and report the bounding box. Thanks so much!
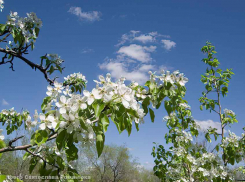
[25,148,60,170]
[0,113,111,154]
[0,12,65,85]
[0,133,57,153]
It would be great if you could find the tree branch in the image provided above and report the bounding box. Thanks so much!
[25,148,60,170]
[0,133,57,153]
[0,47,56,85]
[8,135,24,147]
[0,114,111,153]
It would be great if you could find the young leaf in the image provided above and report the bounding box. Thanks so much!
[92,101,105,118]
[149,108,155,123]
[96,133,105,157]
[100,114,110,133]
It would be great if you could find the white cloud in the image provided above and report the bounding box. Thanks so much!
[133,35,154,43]
[68,7,101,22]
[2,99,9,106]
[100,31,174,84]
[99,61,154,84]
[116,31,171,47]
[161,40,176,51]
[81,48,94,54]
[195,119,226,134]
[138,64,155,72]
[118,44,156,63]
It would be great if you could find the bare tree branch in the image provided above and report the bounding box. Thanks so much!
[9,135,24,147]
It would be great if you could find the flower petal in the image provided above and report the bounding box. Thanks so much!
[39,113,45,121]
[39,123,46,130]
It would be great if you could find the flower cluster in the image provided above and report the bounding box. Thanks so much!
[25,110,38,130]
[155,70,189,86]
[94,74,145,122]
[47,54,64,66]
[168,145,231,181]
[163,112,176,122]
[0,107,30,123]
[6,11,42,43]
[148,70,189,109]
[223,108,235,117]
[175,130,193,144]
[37,73,149,145]
[179,103,191,110]
[64,72,87,86]
[221,130,241,148]
[0,107,36,137]
[0,0,3,12]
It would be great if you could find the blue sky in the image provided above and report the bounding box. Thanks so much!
[1,0,245,169]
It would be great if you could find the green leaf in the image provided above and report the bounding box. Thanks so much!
[0,175,7,182]
[31,41,34,50]
[205,133,211,143]
[0,140,6,159]
[0,24,6,32]
[135,122,139,131]
[96,133,105,157]
[142,97,150,114]
[66,142,78,162]
[79,119,88,131]
[23,151,31,160]
[215,145,219,152]
[35,27,40,37]
[48,65,55,75]
[126,119,132,136]
[100,114,110,133]
[56,156,65,170]
[35,130,49,146]
[41,96,51,113]
[92,101,105,118]
[149,108,155,123]
[29,157,38,174]
[164,101,172,115]
[56,129,67,151]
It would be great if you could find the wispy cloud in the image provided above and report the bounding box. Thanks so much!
[195,119,226,134]
[116,31,170,47]
[120,14,127,18]
[161,40,176,51]
[2,99,9,106]
[81,48,94,54]
[68,7,101,22]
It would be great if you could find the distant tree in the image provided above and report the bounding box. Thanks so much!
[137,168,161,182]
[80,144,140,182]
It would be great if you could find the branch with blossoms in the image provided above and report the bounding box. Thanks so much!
[0,68,189,179]
[0,10,65,85]
[152,42,245,182]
